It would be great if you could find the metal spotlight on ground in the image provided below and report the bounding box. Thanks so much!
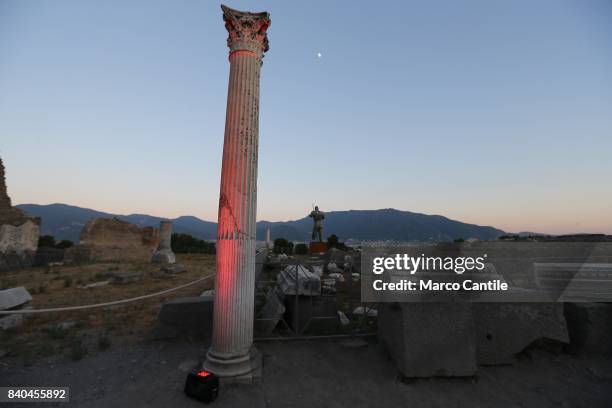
[184,370,219,403]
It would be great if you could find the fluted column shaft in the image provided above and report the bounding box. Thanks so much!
[204,5,270,378]
[212,52,260,356]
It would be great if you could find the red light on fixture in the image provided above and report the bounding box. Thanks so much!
[196,370,211,378]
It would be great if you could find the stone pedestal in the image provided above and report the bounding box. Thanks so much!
[203,5,270,380]
[309,241,327,254]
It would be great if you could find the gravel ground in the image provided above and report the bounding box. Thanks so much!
[1,337,611,407]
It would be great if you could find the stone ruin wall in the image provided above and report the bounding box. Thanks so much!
[0,158,40,271]
[76,217,160,263]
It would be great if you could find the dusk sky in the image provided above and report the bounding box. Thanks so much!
[1,0,611,235]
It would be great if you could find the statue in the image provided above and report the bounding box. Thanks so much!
[309,205,325,242]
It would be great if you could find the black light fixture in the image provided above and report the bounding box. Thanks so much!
[184,370,219,403]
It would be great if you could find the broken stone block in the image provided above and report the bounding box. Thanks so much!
[200,289,214,298]
[55,320,77,331]
[352,306,377,317]
[83,281,110,289]
[327,262,342,273]
[328,272,344,282]
[158,296,213,337]
[109,271,143,284]
[378,302,477,378]
[337,311,350,326]
[277,265,320,296]
[255,291,286,335]
[473,301,569,365]
[0,314,23,330]
[161,264,186,275]
[565,302,612,355]
[0,287,31,310]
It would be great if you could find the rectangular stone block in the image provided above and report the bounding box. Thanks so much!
[158,296,213,337]
[565,302,612,355]
[378,302,477,378]
[473,301,569,365]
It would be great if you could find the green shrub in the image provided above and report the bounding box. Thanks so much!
[273,238,293,254]
[294,243,308,255]
[171,233,216,254]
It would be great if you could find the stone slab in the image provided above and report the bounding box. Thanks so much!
[0,287,32,310]
[378,302,477,378]
[109,271,143,284]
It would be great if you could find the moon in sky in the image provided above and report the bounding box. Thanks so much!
[317,52,322,59]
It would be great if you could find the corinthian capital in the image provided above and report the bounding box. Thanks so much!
[221,4,270,58]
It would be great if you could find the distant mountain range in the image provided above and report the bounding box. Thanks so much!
[16,203,505,243]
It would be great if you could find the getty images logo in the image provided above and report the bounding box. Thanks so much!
[372,253,488,275]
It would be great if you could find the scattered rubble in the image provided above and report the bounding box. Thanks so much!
[200,289,214,298]
[353,306,377,317]
[55,320,77,331]
[277,265,321,296]
[328,272,345,282]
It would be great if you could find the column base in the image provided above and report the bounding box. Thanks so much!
[202,347,262,384]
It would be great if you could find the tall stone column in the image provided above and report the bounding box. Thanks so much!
[203,5,270,378]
